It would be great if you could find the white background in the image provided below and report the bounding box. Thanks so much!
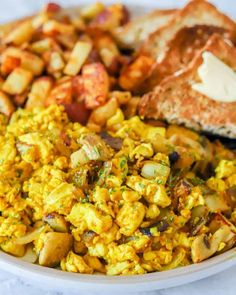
[0,0,236,294]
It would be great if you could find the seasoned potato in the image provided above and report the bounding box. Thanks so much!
[82,62,110,109]
[119,55,154,91]
[0,90,15,116]
[4,20,34,46]
[2,47,44,76]
[26,77,54,108]
[64,41,92,76]
[2,68,33,95]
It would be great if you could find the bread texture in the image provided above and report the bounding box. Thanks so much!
[141,0,236,62]
[140,25,236,92]
[139,34,236,138]
[112,9,176,49]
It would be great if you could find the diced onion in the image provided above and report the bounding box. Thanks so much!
[15,225,45,245]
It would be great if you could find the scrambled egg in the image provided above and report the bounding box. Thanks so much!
[0,104,236,275]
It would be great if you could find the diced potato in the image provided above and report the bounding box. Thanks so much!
[26,77,54,108]
[3,68,33,95]
[95,35,120,73]
[1,55,21,75]
[45,77,72,105]
[4,20,34,45]
[82,62,109,109]
[31,38,53,54]
[109,91,131,105]
[90,4,129,31]
[0,90,15,116]
[64,41,92,76]
[39,232,73,267]
[48,51,65,74]
[43,20,75,36]
[119,55,154,91]
[80,2,105,20]
[88,97,118,126]
[2,47,44,76]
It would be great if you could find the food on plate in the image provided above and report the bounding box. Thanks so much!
[0,104,236,275]
[0,0,236,276]
[140,0,236,62]
[113,9,176,49]
[139,34,236,138]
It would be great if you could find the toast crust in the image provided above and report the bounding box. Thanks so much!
[141,0,236,62]
[113,9,176,49]
[140,25,236,92]
[139,34,236,138]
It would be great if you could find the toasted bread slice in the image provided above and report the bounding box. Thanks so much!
[140,25,236,92]
[139,34,236,138]
[112,9,176,49]
[141,0,236,62]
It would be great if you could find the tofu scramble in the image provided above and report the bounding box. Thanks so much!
[0,104,236,275]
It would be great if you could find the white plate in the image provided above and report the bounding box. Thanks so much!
[1,0,236,292]
[0,248,236,292]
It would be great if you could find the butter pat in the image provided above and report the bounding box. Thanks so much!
[192,51,236,103]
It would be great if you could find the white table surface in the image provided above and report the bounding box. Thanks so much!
[0,0,236,294]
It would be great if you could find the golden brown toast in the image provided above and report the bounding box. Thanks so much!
[140,25,236,92]
[112,9,176,49]
[139,34,236,138]
[140,0,236,62]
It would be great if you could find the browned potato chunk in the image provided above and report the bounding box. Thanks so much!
[2,47,44,76]
[45,77,72,106]
[3,68,33,95]
[39,232,73,267]
[43,213,69,233]
[64,41,92,76]
[119,55,154,91]
[95,35,120,73]
[43,20,75,36]
[82,62,109,109]
[89,4,129,31]
[26,77,54,108]
[0,90,15,116]
[1,55,21,75]
[4,20,34,46]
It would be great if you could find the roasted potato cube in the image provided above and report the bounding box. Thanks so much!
[26,77,54,109]
[2,47,44,76]
[0,90,15,116]
[119,55,154,91]
[31,38,53,54]
[90,4,129,31]
[45,77,72,105]
[82,62,109,109]
[80,2,105,20]
[1,55,21,75]
[95,35,120,74]
[43,213,69,233]
[43,20,75,36]
[3,68,33,95]
[64,41,92,76]
[4,20,34,45]
[39,232,73,267]
[88,97,118,126]
[47,51,65,74]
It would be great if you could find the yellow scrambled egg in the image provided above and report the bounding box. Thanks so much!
[0,104,236,275]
